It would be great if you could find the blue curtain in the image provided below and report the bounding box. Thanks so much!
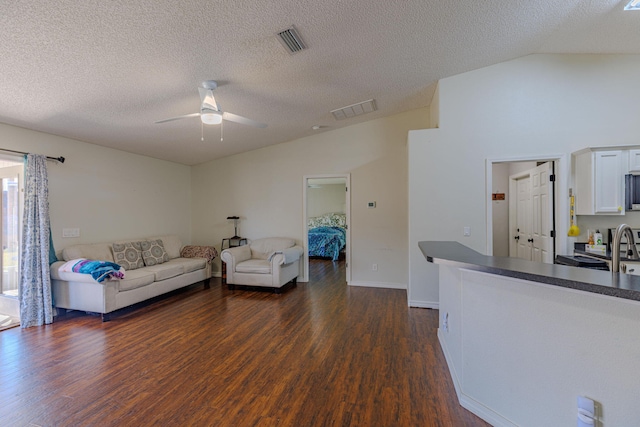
[19,154,53,328]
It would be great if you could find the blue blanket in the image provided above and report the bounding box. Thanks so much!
[72,259,124,283]
[308,226,346,261]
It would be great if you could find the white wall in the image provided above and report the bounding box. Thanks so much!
[0,123,192,256]
[408,54,640,306]
[438,266,640,426]
[191,107,429,286]
[307,183,346,218]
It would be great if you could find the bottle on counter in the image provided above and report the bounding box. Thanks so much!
[594,230,603,246]
[588,230,594,245]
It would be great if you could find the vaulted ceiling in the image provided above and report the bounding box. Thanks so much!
[1,1,639,165]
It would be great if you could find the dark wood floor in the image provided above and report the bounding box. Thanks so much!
[0,260,489,427]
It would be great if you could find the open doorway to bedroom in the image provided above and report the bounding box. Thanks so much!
[302,174,350,283]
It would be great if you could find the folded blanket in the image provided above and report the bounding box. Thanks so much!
[60,258,125,283]
[180,245,219,262]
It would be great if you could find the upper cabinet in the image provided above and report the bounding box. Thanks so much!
[574,149,625,215]
[629,149,640,173]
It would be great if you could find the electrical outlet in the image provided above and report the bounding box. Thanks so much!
[577,396,595,427]
[372,263,378,271]
[441,312,449,332]
[463,226,471,237]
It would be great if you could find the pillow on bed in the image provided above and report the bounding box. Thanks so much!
[308,212,346,228]
[112,242,144,270]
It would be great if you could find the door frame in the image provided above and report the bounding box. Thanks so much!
[486,154,568,258]
[301,174,351,283]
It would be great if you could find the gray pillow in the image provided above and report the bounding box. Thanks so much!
[140,239,170,266]
[112,242,144,270]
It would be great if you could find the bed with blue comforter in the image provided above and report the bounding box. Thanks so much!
[308,213,347,261]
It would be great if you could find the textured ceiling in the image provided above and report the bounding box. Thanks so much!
[1,0,639,165]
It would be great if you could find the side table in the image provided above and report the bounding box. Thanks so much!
[220,237,247,284]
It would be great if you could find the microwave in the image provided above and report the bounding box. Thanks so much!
[626,174,640,211]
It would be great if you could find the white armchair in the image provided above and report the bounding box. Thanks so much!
[220,237,304,292]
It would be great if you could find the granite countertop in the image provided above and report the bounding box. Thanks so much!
[419,241,640,302]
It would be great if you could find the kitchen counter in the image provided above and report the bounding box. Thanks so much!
[573,242,640,262]
[419,241,640,301]
[426,241,640,426]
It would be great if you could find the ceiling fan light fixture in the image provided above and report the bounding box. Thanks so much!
[625,0,640,10]
[201,112,222,125]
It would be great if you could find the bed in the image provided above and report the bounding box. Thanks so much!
[308,213,346,261]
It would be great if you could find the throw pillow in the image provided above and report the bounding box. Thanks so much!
[139,239,170,266]
[112,242,144,270]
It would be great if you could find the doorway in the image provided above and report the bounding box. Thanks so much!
[486,154,568,262]
[0,160,24,329]
[302,174,350,283]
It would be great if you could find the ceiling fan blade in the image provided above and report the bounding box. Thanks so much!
[155,112,201,124]
[222,111,267,128]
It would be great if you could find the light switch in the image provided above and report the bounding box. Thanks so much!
[62,228,80,238]
[463,226,471,236]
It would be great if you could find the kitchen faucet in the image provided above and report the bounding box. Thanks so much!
[611,223,640,273]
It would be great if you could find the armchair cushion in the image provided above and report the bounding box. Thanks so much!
[235,259,271,274]
[250,237,296,260]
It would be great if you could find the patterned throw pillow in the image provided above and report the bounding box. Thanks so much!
[139,239,170,266]
[112,242,144,270]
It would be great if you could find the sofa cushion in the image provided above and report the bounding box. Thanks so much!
[139,239,170,266]
[143,263,184,281]
[147,235,182,259]
[166,257,206,273]
[62,243,114,263]
[235,259,271,274]
[117,269,155,291]
[112,242,144,270]
[250,238,296,260]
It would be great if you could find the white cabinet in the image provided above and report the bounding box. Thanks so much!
[629,149,640,173]
[574,150,624,215]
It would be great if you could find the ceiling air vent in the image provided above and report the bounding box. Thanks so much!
[331,99,377,121]
[277,26,306,54]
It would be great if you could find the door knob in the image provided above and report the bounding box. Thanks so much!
[528,238,534,243]
[515,236,520,240]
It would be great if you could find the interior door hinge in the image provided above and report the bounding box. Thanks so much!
[550,230,555,238]
[549,174,556,182]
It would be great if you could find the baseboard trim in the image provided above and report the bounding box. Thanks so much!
[408,300,439,309]
[348,281,406,290]
[438,329,518,427]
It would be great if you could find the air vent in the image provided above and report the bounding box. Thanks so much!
[331,99,377,121]
[277,26,306,54]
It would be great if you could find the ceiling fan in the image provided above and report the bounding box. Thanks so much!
[155,81,267,135]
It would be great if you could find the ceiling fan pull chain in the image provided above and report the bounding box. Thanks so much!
[201,120,204,142]
[221,120,224,142]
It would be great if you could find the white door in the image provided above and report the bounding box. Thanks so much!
[515,176,532,261]
[530,162,553,263]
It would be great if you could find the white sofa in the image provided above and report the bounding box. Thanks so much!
[220,237,303,292]
[50,235,213,321]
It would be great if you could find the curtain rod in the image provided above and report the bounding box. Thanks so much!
[0,148,65,163]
